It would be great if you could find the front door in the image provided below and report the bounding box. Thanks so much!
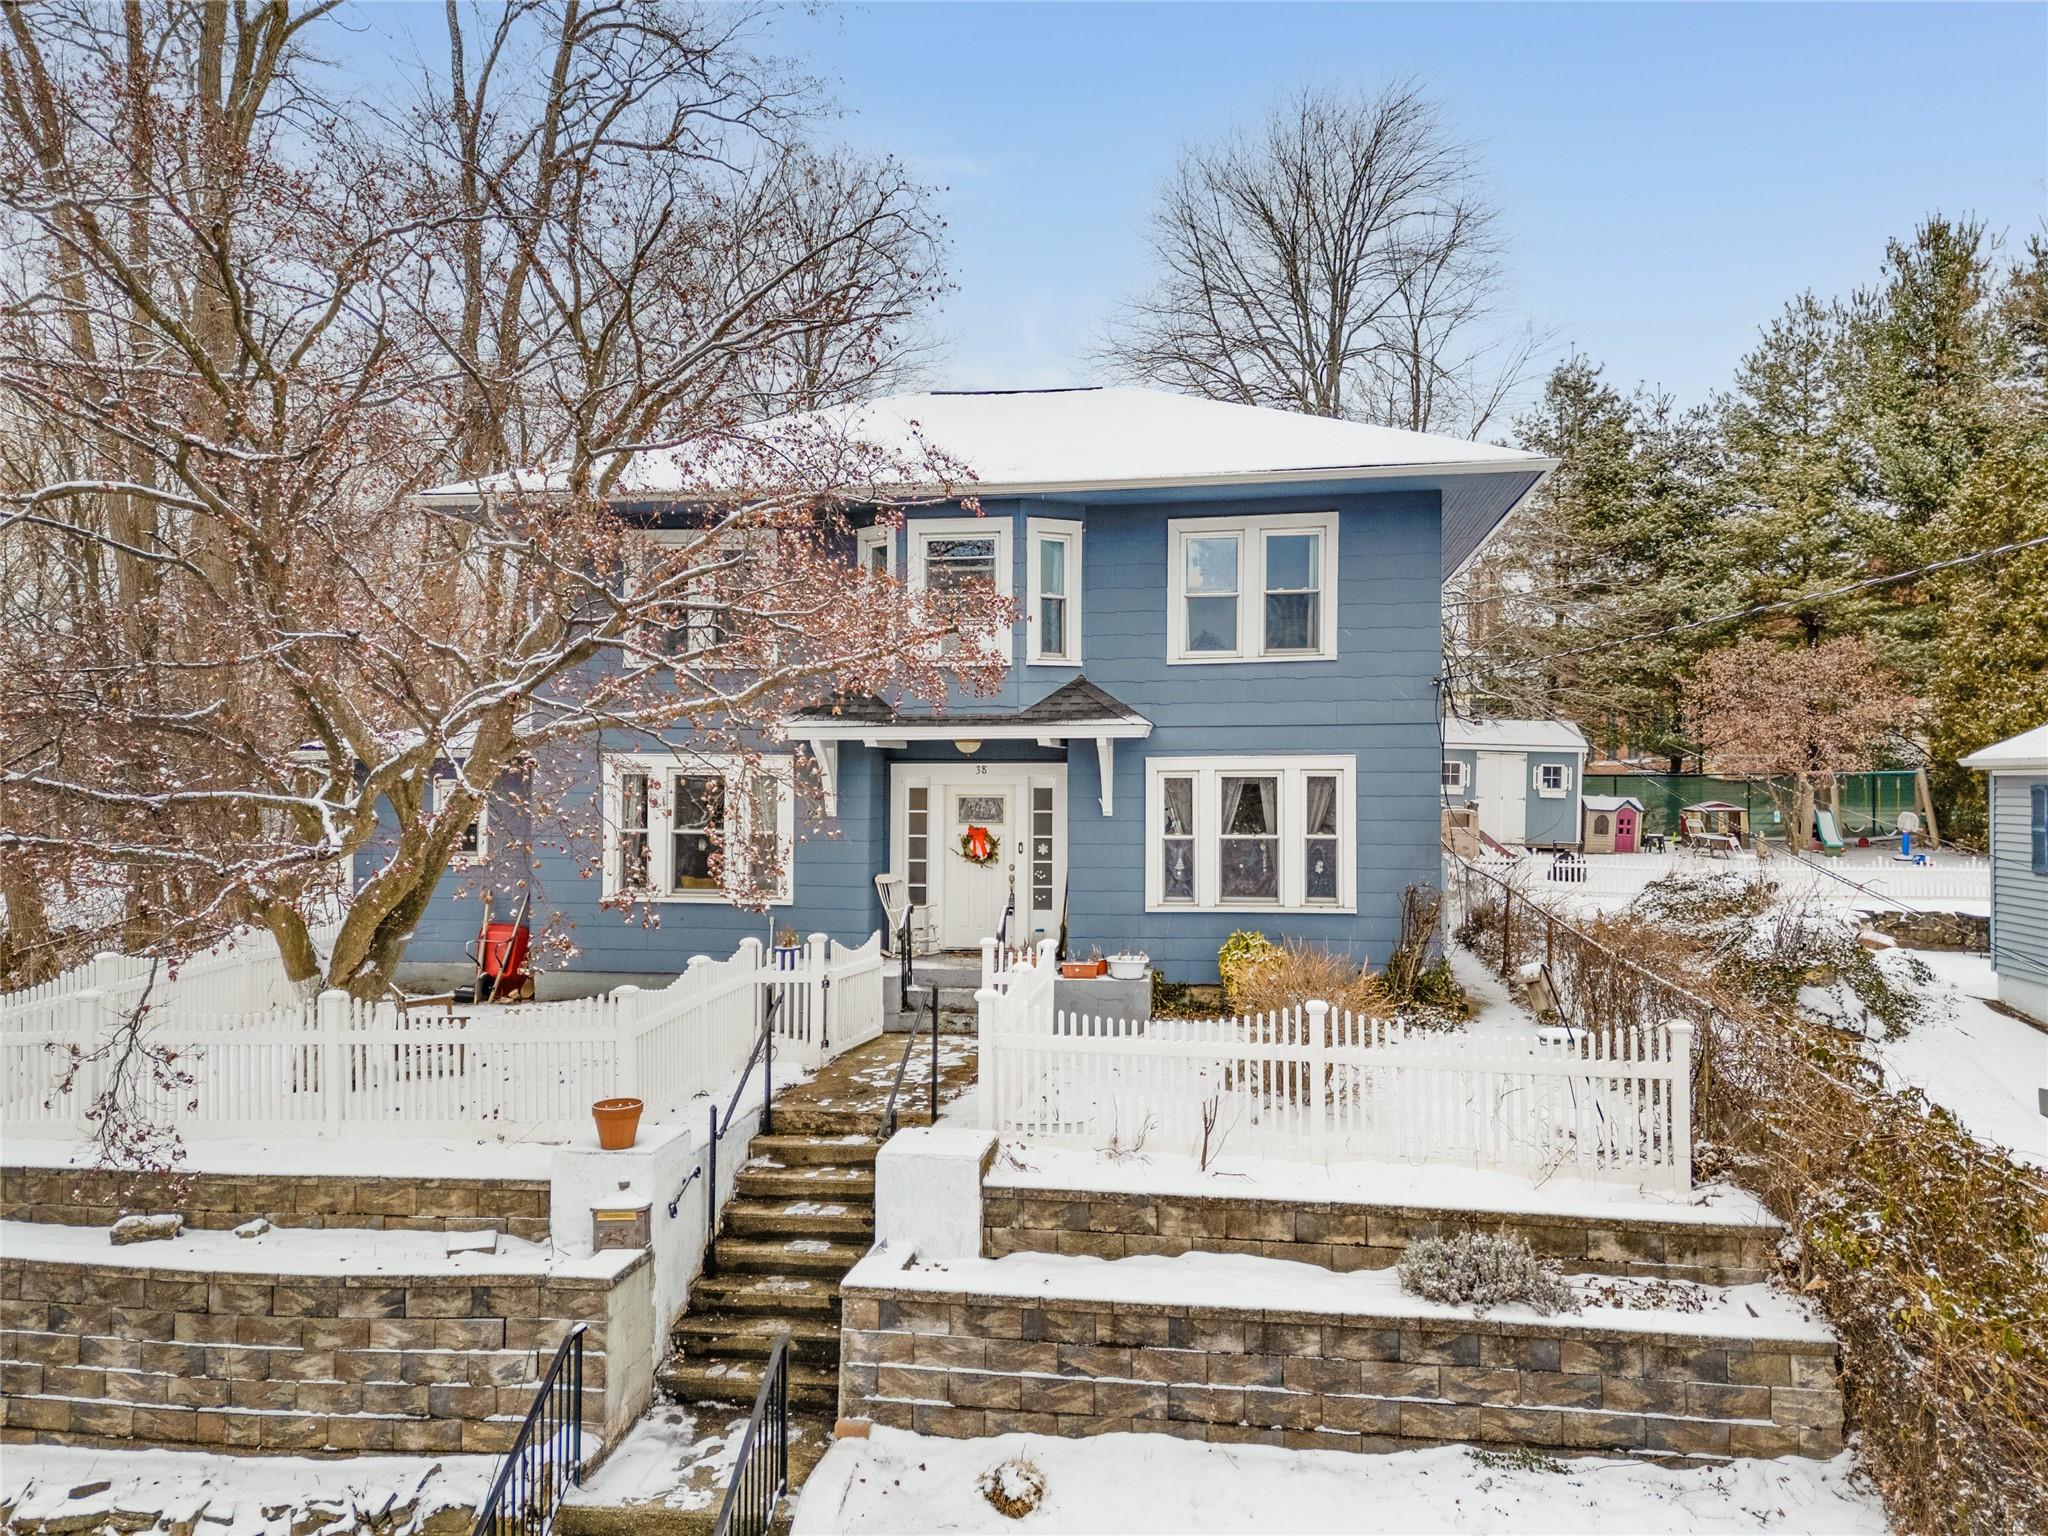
[1474,752,1527,844]
[941,783,1015,948]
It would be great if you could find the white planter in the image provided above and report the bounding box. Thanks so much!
[1107,954,1149,981]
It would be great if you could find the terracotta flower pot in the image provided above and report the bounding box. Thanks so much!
[592,1097,644,1150]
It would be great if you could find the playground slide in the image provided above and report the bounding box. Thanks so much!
[1814,808,1845,856]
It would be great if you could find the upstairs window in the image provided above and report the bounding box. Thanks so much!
[604,754,793,904]
[1027,518,1082,664]
[433,769,488,863]
[910,516,1012,661]
[856,523,897,577]
[1169,512,1337,662]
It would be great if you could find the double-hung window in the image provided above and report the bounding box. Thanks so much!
[1146,756,1354,912]
[433,767,488,863]
[910,516,1013,661]
[1026,517,1082,664]
[604,753,794,903]
[856,523,897,577]
[1168,512,1337,662]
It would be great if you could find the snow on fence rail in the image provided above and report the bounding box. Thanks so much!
[0,930,883,1141]
[976,940,1691,1189]
[1488,849,1988,907]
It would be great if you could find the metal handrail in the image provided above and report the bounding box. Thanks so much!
[712,1332,791,1536]
[881,977,940,1139]
[470,1323,586,1536]
[678,989,781,1276]
[897,908,915,1012]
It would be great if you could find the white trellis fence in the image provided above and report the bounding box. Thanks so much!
[0,929,884,1142]
[975,938,1691,1189]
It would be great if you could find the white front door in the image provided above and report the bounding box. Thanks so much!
[892,763,1066,951]
[1474,752,1527,844]
[942,783,1016,948]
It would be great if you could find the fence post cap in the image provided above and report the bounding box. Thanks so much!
[1666,1018,1695,1037]
[1303,999,1331,1019]
[613,983,641,996]
[686,954,710,969]
[973,986,1002,1005]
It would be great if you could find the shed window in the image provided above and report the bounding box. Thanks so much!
[1536,763,1569,797]
[1441,760,1466,794]
[2032,783,2047,876]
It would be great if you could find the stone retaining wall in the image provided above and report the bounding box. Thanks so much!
[984,1186,1776,1285]
[2,1167,550,1244]
[0,1252,651,1455]
[838,1284,1843,1461]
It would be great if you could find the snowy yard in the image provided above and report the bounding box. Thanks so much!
[0,1444,496,1535]
[1867,949,2046,1167]
[790,1428,1889,1535]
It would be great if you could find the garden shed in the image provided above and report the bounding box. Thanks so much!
[1581,795,1644,854]
[1960,722,2048,1023]
[1440,718,1590,850]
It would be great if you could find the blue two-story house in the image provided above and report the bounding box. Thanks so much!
[400,387,1551,985]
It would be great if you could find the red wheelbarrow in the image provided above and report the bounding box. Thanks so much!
[406,890,535,1012]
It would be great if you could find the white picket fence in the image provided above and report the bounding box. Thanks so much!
[0,929,884,1142]
[1487,848,1988,907]
[976,939,1691,1189]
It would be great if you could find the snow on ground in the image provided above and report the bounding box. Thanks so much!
[852,1247,1833,1345]
[0,1444,496,1533]
[791,1428,1889,1535]
[1866,949,2047,1168]
[0,1215,636,1280]
[989,1141,1776,1228]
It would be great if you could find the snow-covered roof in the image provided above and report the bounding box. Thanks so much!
[424,387,1554,580]
[1580,795,1644,813]
[1440,718,1590,754]
[1959,723,2048,773]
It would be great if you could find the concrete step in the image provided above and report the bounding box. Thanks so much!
[734,1163,875,1201]
[658,1355,840,1411]
[559,1409,837,1536]
[669,1312,843,1365]
[687,1271,842,1319]
[711,1236,866,1276]
[748,1133,880,1167]
[723,1197,875,1242]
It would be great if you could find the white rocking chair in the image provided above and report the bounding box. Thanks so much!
[875,874,935,957]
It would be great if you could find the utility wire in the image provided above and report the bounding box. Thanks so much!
[1504,531,2048,668]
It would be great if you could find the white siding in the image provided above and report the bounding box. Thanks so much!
[1989,774,2048,983]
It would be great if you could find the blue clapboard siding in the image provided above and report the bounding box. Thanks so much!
[384,487,1444,985]
[1989,774,2048,986]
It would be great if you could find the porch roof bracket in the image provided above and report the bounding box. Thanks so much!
[1097,736,1115,817]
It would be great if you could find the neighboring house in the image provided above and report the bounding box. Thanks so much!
[395,387,1551,984]
[1439,718,1590,851]
[1960,723,2048,1024]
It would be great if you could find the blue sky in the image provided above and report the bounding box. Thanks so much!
[346,2,2046,428]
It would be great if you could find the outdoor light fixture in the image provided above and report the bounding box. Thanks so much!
[956,739,982,755]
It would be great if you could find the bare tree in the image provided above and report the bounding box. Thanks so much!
[1097,80,1542,438]
[0,0,980,1000]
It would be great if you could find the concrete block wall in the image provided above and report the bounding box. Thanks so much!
[837,1285,1844,1461]
[982,1187,1778,1286]
[0,1167,550,1243]
[0,1251,651,1455]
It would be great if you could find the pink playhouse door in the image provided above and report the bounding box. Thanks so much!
[1614,806,1638,853]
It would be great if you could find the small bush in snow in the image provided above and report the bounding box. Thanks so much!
[1397,1231,1581,1315]
[978,1457,1045,1519]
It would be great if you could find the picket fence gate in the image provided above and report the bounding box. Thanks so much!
[0,930,883,1142]
[975,940,1692,1189]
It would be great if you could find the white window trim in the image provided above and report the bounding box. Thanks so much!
[909,515,1013,662]
[1025,516,1082,666]
[856,523,898,577]
[433,769,489,865]
[1440,759,1468,795]
[1167,511,1338,664]
[601,751,795,905]
[1144,754,1355,913]
[1535,762,1571,799]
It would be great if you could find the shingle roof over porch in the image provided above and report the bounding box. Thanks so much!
[787,677,1151,816]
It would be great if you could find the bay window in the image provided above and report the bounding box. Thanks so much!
[1168,511,1337,662]
[604,753,794,903]
[1145,755,1355,912]
[1026,517,1082,664]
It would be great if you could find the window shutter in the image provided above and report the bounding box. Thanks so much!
[2032,783,2047,876]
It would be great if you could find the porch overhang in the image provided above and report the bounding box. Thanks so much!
[789,677,1152,817]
